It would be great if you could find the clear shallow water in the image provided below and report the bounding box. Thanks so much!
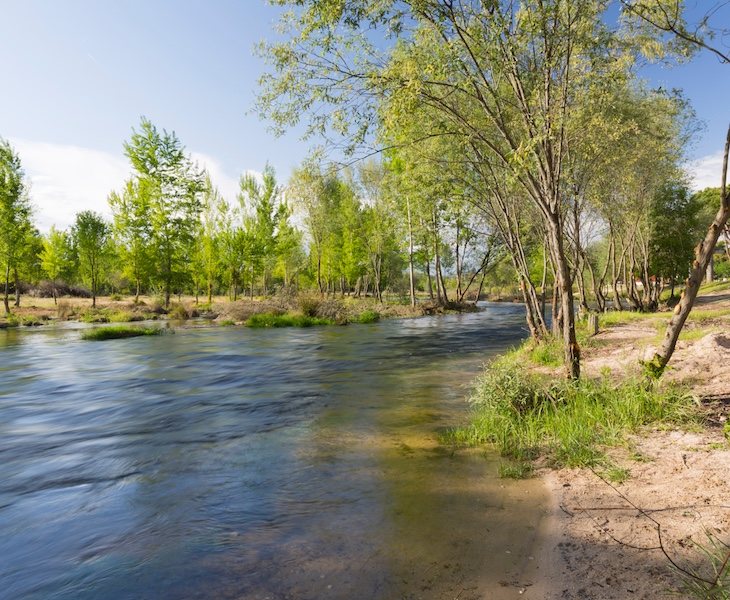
[0,303,545,600]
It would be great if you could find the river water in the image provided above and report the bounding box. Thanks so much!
[0,303,549,600]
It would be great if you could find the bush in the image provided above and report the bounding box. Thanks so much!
[81,326,164,341]
[168,304,189,320]
[57,300,76,320]
[356,309,380,324]
[298,294,322,317]
[446,354,697,470]
[245,312,334,328]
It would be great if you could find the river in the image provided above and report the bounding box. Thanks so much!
[0,303,549,600]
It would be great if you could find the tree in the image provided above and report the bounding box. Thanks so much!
[194,176,226,304]
[72,211,111,308]
[238,166,286,295]
[123,117,205,306]
[0,138,32,314]
[40,227,73,304]
[109,178,154,302]
[259,0,644,378]
[619,1,730,375]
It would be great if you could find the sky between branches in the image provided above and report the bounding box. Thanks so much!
[1,0,728,230]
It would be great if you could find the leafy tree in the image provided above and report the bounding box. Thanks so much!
[238,166,286,295]
[123,117,205,306]
[72,211,111,307]
[109,178,154,302]
[0,138,32,314]
[40,227,73,304]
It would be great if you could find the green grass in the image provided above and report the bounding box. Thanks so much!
[355,309,380,324]
[687,308,730,323]
[108,310,144,322]
[444,353,697,474]
[245,312,335,328]
[81,325,164,341]
[498,460,534,479]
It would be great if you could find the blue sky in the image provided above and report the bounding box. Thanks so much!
[1,1,728,229]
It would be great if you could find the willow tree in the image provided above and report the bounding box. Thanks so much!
[260,0,643,378]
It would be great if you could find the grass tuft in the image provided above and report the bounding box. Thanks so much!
[356,309,380,324]
[245,312,335,328]
[444,352,698,473]
[81,326,164,341]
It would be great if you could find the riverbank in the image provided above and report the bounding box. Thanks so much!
[0,293,478,329]
[531,287,730,598]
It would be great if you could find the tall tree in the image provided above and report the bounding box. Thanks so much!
[123,117,205,307]
[109,178,154,302]
[0,138,32,314]
[72,211,111,308]
[40,227,73,304]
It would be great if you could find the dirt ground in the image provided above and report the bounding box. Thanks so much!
[535,289,730,599]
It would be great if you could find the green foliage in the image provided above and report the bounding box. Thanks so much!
[498,461,534,479]
[72,210,111,304]
[528,337,564,366]
[40,227,74,295]
[0,138,32,313]
[121,117,205,305]
[356,309,380,323]
[81,325,164,341]
[448,355,696,469]
[676,533,730,599]
[167,304,190,320]
[245,312,334,328]
[298,294,322,317]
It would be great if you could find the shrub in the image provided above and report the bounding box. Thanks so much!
[245,313,334,328]
[108,311,144,322]
[298,294,321,317]
[356,309,380,324]
[168,304,189,320]
[81,326,164,341]
[57,300,75,320]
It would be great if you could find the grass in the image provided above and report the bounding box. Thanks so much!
[444,352,698,473]
[498,460,534,479]
[245,312,335,328]
[81,325,164,341]
[355,309,380,324]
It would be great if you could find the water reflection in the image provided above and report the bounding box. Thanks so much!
[0,304,545,599]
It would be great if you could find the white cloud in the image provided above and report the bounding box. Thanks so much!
[190,151,263,205]
[687,151,725,191]
[11,138,130,232]
[9,139,256,232]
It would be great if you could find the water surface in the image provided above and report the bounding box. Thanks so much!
[0,303,547,599]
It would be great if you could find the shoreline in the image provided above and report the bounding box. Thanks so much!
[0,294,482,330]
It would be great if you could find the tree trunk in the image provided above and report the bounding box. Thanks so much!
[547,218,580,379]
[406,197,416,307]
[706,254,714,283]
[425,260,434,300]
[14,267,20,308]
[648,125,730,375]
[3,263,10,315]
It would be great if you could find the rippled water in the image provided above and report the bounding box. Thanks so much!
[0,303,547,600]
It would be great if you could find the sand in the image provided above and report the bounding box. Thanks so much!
[530,291,730,599]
